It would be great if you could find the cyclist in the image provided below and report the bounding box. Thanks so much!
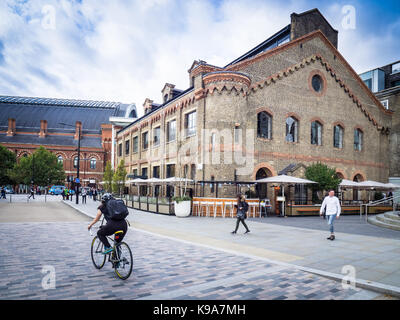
[87,193,128,254]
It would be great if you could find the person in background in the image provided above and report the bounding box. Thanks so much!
[28,185,35,200]
[231,194,250,234]
[81,187,87,204]
[1,187,6,199]
[320,189,341,241]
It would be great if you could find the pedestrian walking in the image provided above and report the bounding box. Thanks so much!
[82,187,87,204]
[1,187,6,199]
[69,189,73,201]
[320,189,341,240]
[93,188,98,202]
[28,186,35,200]
[231,194,250,234]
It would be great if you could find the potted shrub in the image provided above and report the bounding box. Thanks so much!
[172,195,192,217]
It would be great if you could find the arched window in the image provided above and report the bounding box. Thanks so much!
[311,121,322,145]
[311,74,324,93]
[90,158,97,169]
[257,112,272,139]
[57,155,63,165]
[73,156,78,168]
[285,117,298,142]
[333,125,343,149]
[354,129,363,151]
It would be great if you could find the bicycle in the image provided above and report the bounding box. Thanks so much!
[89,218,133,280]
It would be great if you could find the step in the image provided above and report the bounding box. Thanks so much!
[384,211,400,221]
[377,214,400,227]
[368,215,400,231]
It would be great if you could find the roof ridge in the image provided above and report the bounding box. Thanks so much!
[0,95,122,109]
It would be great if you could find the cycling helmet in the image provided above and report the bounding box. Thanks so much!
[101,193,113,202]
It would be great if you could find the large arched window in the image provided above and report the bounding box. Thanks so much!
[285,116,298,142]
[311,121,322,145]
[333,125,343,149]
[354,129,363,151]
[57,155,63,165]
[257,111,272,139]
[90,158,97,169]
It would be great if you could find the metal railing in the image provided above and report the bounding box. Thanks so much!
[360,195,400,222]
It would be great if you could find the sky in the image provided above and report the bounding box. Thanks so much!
[0,0,399,116]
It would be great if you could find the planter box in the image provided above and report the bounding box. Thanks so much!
[174,200,191,217]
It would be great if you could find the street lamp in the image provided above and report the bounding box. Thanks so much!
[59,122,81,204]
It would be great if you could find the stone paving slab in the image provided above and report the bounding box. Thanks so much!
[63,200,400,294]
[0,221,375,300]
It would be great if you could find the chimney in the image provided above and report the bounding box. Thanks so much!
[39,120,48,138]
[143,98,154,115]
[74,121,82,140]
[6,118,16,136]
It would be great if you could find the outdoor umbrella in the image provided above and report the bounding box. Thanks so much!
[161,177,194,184]
[383,183,400,190]
[339,179,361,188]
[356,180,389,189]
[255,175,317,216]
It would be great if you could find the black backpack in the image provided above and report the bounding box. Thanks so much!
[106,199,129,221]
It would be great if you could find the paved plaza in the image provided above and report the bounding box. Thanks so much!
[0,199,399,300]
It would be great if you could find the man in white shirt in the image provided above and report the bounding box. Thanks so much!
[320,189,341,240]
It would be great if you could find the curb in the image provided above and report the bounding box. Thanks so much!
[62,200,400,299]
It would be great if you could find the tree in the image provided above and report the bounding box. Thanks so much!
[103,161,113,193]
[305,162,342,202]
[9,146,65,186]
[0,144,16,185]
[112,159,127,197]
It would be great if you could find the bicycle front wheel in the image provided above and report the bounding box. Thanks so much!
[114,242,133,280]
[91,236,106,269]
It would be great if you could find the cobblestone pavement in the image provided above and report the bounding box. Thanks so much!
[0,219,379,300]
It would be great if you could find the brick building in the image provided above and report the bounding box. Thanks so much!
[0,95,136,191]
[115,9,393,204]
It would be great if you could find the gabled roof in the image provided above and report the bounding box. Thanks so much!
[224,24,291,68]
[226,30,392,117]
[0,95,124,134]
[247,53,391,133]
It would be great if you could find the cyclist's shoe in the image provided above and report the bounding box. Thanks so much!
[102,246,113,254]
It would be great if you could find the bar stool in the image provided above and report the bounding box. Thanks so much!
[223,201,234,218]
[205,201,215,217]
[214,201,223,218]
[198,201,206,217]
[199,201,214,217]
[192,200,200,216]
[248,202,258,218]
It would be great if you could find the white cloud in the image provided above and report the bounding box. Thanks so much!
[0,0,398,117]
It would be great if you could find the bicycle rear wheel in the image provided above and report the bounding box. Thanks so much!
[91,236,106,269]
[114,242,133,280]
